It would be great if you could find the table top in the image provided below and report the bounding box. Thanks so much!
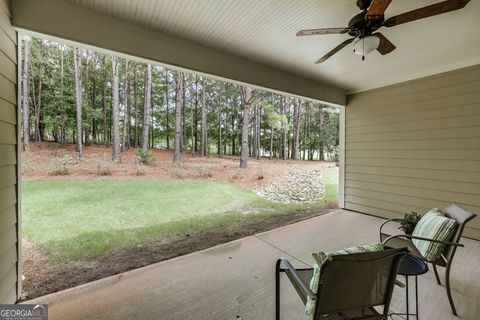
[398,254,429,276]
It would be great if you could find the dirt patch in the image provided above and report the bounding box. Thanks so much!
[21,207,336,300]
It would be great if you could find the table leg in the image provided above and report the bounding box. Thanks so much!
[415,275,419,319]
[406,276,409,320]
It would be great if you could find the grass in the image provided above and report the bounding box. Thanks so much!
[22,168,339,262]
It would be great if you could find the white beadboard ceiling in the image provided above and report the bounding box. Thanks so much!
[70,0,480,92]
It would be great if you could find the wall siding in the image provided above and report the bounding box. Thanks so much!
[345,65,480,240]
[0,0,19,304]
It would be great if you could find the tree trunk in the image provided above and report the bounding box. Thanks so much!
[200,77,207,157]
[84,55,90,145]
[112,56,121,162]
[165,71,170,149]
[231,106,235,155]
[133,63,138,148]
[269,123,274,160]
[182,73,186,150]
[91,56,98,146]
[190,96,195,156]
[141,64,152,150]
[292,100,300,160]
[319,107,325,161]
[122,59,130,150]
[256,105,261,159]
[173,71,183,164]
[281,97,287,160]
[194,76,199,153]
[33,41,44,145]
[74,47,83,159]
[218,83,227,156]
[102,56,108,146]
[60,46,66,147]
[240,86,254,168]
[22,37,31,151]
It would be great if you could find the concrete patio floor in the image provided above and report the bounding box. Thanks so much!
[27,210,480,320]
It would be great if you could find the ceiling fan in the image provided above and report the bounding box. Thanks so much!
[296,0,471,63]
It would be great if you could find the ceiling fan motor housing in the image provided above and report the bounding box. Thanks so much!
[348,11,384,37]
[356,0,372,11]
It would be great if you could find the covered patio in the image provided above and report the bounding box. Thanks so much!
[0,0,479,319]
[26,210,480,319]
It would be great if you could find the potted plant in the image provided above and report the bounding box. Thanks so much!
[399,211,422,235]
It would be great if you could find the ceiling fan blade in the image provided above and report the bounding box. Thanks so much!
[384,0,471,27]
[296,28,349,36]
[373,33,396,55]
[315,38,355,64]
[366,0,393,20]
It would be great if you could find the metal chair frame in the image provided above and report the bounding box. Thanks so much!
[379,203,476,316]
[275,248,408,320]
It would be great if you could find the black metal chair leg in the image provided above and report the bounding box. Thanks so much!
[415,276,419,319]
[445,266,458,316]
[275,259,281,320]
[432,264,441,285]
[405,276,409,320]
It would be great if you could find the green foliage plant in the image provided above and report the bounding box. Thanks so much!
[136,149,154,165]
[399,211,422,235]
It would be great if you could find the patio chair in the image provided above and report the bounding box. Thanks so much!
[379,203,476,316]
[275,247,408,320]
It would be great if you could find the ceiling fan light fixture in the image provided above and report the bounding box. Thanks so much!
[353,35,380,56]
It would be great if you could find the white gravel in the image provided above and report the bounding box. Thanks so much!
[254,169,325,204]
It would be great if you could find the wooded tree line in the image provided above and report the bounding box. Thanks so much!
[21,37,339,168]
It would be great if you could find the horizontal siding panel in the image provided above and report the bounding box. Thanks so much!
[345,172,480,196]
[346,149,480,161]
[0,5,15,43]
[0,146,15,169]
[346,165,480,185]
[345,157,480,172]
[345,202,480,239]
[0,75,16,104]
[346,138,480,151]
[0,21,15,63]
[346,194,422,217]
[347,67,480,109]
[0,205,15,234]
[347,91,480,121]
[345,184,480,212]
[0,165,15,188]
[0,225,15,257]
[0,121,16,144]
[345,193,480,229]
[0,185,16,213]
[0,50,15,84]
[0,245,16,282]
[0,265,16,304]
[0,98,15,124]
[345,202,402,220]
[346,127,480,143]
[0,0,10,18]
[348,114,480,136]
[463,227,480,240]
[348,80,480,113]
[0,145,15,166]
[347,103,480,128]
[346,188,480,221]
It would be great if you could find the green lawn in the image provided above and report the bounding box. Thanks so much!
[22,168,338,262]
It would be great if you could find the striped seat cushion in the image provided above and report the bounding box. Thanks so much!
[412,208,457,262]
[305,243,384,318]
